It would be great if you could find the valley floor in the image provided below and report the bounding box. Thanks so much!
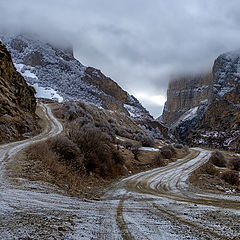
[0,104,239,239]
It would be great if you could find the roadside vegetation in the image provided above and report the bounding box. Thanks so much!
[189,150,240,192]
[24,101,190,197]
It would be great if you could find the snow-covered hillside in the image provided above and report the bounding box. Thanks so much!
[0,33,152,121]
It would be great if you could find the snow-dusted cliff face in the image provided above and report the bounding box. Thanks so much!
[161,50,240,152]
[161,73,212,126]
[0,33,152,121]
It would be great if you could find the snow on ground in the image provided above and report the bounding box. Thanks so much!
[14,63,38,79]
[181,106,198,121]
[32,83,63,102]
[14,63,63,102]
[124,104,137,117]
[139,147,159,152]
[116,136,125,141]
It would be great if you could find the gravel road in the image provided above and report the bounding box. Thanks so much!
[0,104,239,239]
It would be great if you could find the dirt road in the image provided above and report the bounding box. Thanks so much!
[0,104,239,239]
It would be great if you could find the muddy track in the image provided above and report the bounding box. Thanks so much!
[0,105,240,239]
[104,149,240,239]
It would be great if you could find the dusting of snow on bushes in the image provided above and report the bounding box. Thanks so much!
[1,33,152,120]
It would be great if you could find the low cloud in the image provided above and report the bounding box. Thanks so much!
[1,0,240,117]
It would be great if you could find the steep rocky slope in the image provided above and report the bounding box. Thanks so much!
[0,41,39,143]
[0,33,152,121]
[161,51,240,152]
[161,73,212,125]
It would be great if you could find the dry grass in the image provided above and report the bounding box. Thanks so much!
[26,141,83,192]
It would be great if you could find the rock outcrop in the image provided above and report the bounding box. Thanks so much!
[0,41,38,143]
[161,73,213,126]
[161,50,240,152]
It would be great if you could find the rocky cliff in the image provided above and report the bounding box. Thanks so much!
[161,50,240,152]
[0,41,38,143]
[161,73,213,125]
[0,33,152,121]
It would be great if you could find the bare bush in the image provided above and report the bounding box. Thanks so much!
[210,151,226,167]
[95,121,116,141]
[174,143,184,149]
[68,123,111,154]
[61,101,85,121]
[153,152,167,167]
[140,135,155,147]
[67,123,125,178]
[122,141,133,150]
[194,161,218,176]
[49,136,84,171]
[131,144,141,160]
[50,136,79,161]
[221,170,239,185]
[160,145,176,159]
[75,116,93,127]
[108,117,117,125]
[228,157,240,171]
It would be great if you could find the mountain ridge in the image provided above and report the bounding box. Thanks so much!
[161,50,240,152]
[0,33,153,121]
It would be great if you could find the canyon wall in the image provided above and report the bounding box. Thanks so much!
[161,50,240,152]
[0,41,39,143]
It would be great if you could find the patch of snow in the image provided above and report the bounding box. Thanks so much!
[124,104,137,117]
[139,147,159,152]
[14,63,38,79]
[32,83,63,102]
[116,136,125,142]
[181,106,198,121]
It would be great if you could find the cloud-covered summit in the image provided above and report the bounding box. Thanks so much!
[1,0,240,117]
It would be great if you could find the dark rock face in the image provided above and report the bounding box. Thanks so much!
[161,50,240,152]
[0,41,38,143]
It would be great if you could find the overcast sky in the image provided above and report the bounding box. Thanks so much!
[1,0,240,117]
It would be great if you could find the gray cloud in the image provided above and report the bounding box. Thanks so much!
[1,0,240,117]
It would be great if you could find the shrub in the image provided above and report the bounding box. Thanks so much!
[174,143,184,149]
[160,145,176,159]
[67,123,125,178]
[221,170,239,185]
[26,141,81,190]
[108,117,117,125]
[228,157,240,171]
[67,123,111,154]
[61,101,85,121]
[75,116,93,127]
[50,136,79,161]
[153,152,167,167]
[197,161,218,176]
[95,121,116,141]
[210,151,226,167]
[131,144,141,160]
[122,141,133,150]
[141,135,155,147]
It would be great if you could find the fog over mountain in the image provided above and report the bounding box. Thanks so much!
[1,0,240,117]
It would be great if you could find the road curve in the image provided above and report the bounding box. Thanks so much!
[104,148,240,240]
[0,106,239,239]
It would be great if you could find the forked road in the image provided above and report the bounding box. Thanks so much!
[0,104,239,239]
